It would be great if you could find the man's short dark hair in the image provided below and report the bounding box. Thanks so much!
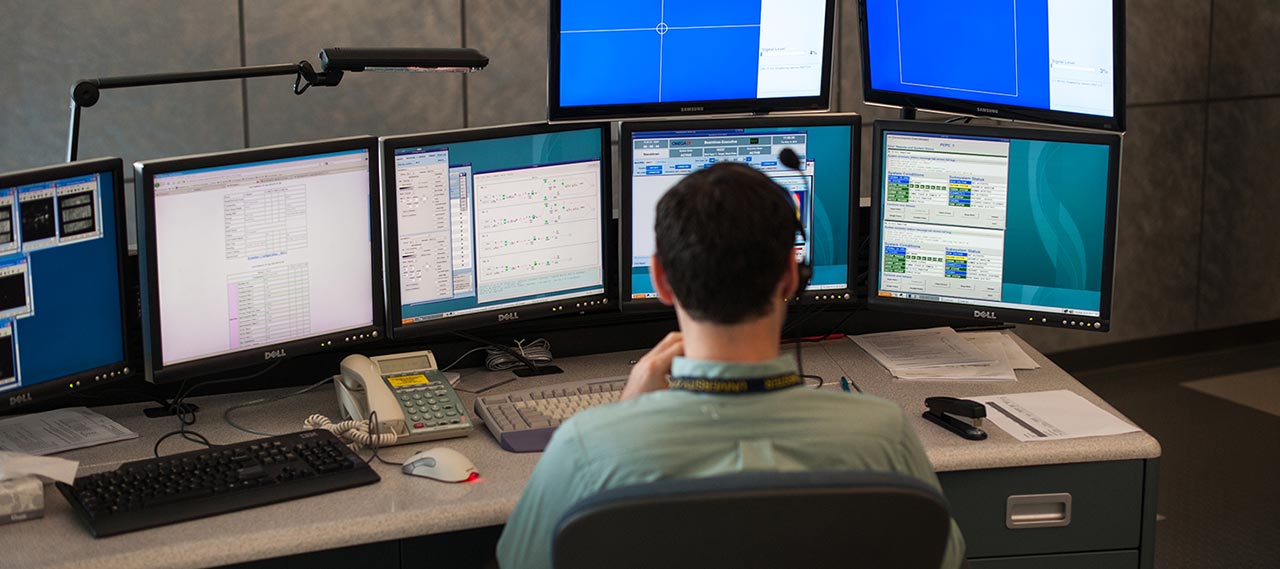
[655,162,796,324]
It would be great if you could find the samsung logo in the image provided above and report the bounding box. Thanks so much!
[680,106,705,112]
[975,107,999,115]
[974,310,999,320]
[264,349,288,360]
[497,311,520,322]
[9,393,32,407]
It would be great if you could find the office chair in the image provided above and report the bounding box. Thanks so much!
[552,470,953,569]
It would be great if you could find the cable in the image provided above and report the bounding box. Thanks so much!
[451,330,551,374]
[484,338,553,371]
[440,346,489,372]
[303,413,399,452]
[223,376,336,437]
[803,374,825,389]
[153,429,211,458]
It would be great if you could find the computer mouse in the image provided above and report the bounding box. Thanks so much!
[402,447,479,483]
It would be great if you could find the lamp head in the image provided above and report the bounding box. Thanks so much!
[319,47,489,73]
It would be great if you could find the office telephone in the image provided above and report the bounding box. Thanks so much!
[324,350,473,447]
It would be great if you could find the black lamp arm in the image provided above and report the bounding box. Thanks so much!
[66,62,306,162]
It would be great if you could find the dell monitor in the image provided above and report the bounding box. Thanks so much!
[621,114,860,311]
[0,158,133,413]
[869,120,1120,330]
[550,0,836,121]
[860,0,1125,131]
[381,122,613,339]
[135,137,384,384]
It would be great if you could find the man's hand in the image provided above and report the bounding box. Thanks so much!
[621,332,683,400]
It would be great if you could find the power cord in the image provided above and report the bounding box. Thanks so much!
[223,376,336,437]
[483,338,554,371]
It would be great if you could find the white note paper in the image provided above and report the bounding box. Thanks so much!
[852,327,994,369]
[0,407,137,456]
[971,390,1140,442]
[962,331,1040,370]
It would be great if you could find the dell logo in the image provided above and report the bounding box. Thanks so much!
[9,393,32,407]
[497,311,520,322]
[264,349,287,360]
[680,106,705,112]
[974,310,999,320]
[975,107,999,115]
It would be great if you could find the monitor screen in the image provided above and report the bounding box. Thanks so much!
[869,120,1120,330]
[136,137,384,383]
[383,123,613,338]
[860,0,1124,131]
[550,0,835,120]
[621,115,859,310]
[0,158,131,412]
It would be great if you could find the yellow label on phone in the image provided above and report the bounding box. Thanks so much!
[386,374,430,387]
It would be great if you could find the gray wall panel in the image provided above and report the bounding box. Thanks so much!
[465,0,549,127]
[1209,0,1280,98]
[1016,104,1206,353]
[1126,0,1212,105]
[1197,97,1280,329]
[242,0,464,146]
[0,0,243,173]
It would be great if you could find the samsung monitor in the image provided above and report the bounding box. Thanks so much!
[869,120,1120,330]
[550,0,836,121]
[621,114,860,312]
[860,0,1125,131]
[0,158,133,413]
[381,122,613,339]
[135,137,384,384]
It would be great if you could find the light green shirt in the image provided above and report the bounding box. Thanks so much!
[496,355,965,569]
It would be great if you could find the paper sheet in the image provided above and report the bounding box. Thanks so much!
[961,331,1040,370]
[0,452,78,484]
[0,407,137,456]
[852,327,994,369]
[970,390,1140,442]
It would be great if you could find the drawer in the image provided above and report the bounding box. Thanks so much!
[968,550,1138,569]
[938,460,1145,558]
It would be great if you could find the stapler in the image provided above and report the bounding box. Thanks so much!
[923,396,987,440]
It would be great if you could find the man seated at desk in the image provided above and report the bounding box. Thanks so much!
[496,163,965,569]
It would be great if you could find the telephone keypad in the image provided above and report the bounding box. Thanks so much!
[381,370,472,442]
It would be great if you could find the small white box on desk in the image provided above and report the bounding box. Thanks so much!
[0,475,43,525]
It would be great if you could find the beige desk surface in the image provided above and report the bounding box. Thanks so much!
[3,332,1160,569]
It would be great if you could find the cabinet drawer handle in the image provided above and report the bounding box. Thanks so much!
[1006,493,1072,529]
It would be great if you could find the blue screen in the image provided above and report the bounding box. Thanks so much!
[557,0,829,108]
[391,128,607,325]
[864,0,1116,118]
[876,129,1114,320]
[0,170,125,394]
[627,124,854,300]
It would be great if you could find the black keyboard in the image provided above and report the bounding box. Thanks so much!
[57,429,380,537]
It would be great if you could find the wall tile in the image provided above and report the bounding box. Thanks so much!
[0,0,243,173]
[1017,104,1206,353]
[1209,0,1280,98]
[465,0,549,127]
[242,0,464,147]
[1126,0,1212,104]
[1197,97,1280,329]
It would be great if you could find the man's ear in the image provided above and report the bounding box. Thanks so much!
[776,256,800,299]
[651,254,677,307]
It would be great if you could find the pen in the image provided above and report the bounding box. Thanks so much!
[840,376,863,394]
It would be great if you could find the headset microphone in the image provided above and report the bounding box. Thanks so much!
[777,148,813,294]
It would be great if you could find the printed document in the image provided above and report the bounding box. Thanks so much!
[0,407,137,456]
[971,390,1140,442]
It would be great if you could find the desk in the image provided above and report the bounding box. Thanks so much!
[1,333,1159,569]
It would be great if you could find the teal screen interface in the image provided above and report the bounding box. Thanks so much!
[628,124,853,299]
[392,129,606,324]
[877,130,1111,319]
[0,169,125,393]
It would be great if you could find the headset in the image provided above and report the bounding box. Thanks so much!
[777,148,814,296]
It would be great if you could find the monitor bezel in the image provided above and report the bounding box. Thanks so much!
[548,0,837,122]
[858,0,1127,132]
[135,136,386,385]
[868,120,1121,331]
[0,157,135,413]
[619,113,862,314]
[380,121,617,340]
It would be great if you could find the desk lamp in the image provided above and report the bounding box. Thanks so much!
[65,47,489,161]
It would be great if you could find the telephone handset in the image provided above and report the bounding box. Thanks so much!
[331,350,473,446]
